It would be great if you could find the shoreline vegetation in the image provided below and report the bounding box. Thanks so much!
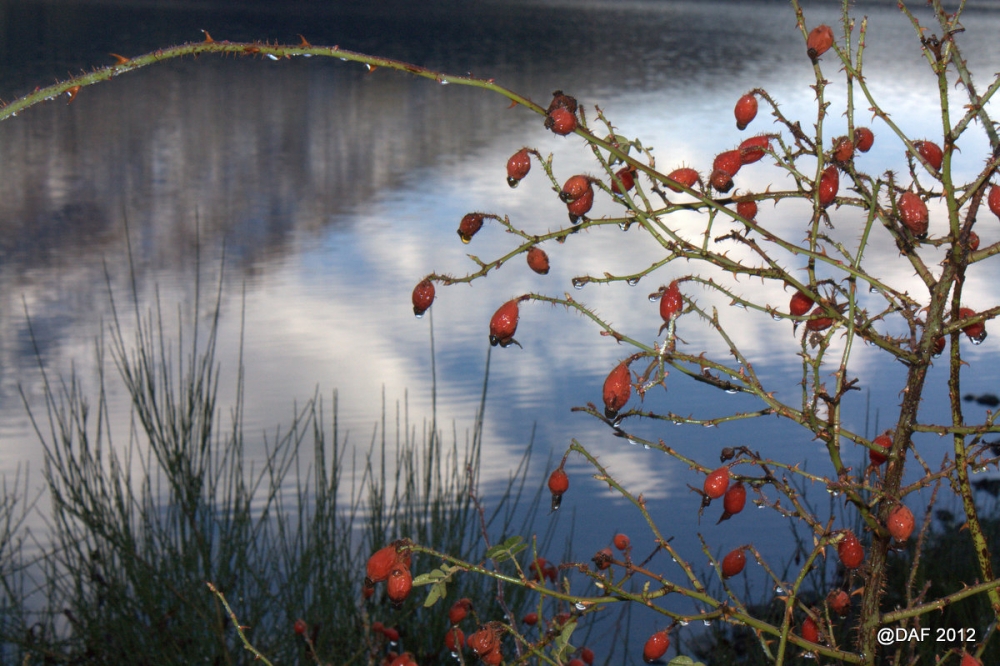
[1,260,565,664]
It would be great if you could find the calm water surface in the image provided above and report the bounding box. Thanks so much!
[2,0,1000,652]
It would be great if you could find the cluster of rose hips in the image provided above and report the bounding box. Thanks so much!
[365,540,413,606]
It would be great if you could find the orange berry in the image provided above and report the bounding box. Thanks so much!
[613,533,630,551]
[807,24,834,59]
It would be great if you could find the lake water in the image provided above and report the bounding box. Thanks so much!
[2,0,1000,656]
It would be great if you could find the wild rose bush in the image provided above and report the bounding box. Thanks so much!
[6,0,1000,664]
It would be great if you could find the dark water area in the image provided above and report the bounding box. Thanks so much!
[2,0,1000,658]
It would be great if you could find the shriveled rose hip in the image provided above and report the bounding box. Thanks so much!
[807,24,834,59]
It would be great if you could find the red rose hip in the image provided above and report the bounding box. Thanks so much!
[827,589,850,616]
[613,533,630,551]
[837,531,864,569]
[546,106,577,135]
[801,616,819,643]
[703,466,730,499]
[734,93,758,130]
[411,279,435,317]
[642,630,670,663]
[739,135,771,165]
[887,504,915,541]
[736,199,757,221]
[611,166,636,194]
[914,140,943,171]
[818,166,839,206]
[807,24,834,59]
[721,548,746,578]
[854,127,874,152]
[458,213,485,244]
[870,433,891,466]
[988,184,1000,218]
[898,192,929,238]
[548,468,569,510]
[602,361,632,419]
[526,247,550,274]
[665,167,699,193]
[506,148,531,187]
[659,280,683,323]
[387,564,413,604]
[789,290,814,317]
[959,307,987,344]
[489,298,522,348]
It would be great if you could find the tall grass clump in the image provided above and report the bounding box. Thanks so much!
[7,256,553,664]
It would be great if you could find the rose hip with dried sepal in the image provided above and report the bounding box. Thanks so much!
[734,93,758,130]
[807,24,834,60]
[603,361,632,419]
[457,213,484,244]
[545,90,578,136]
[489,298,524,348]
[561,175,594,222]
[411,279,435,317]
[527,247,550,274]
[506,148,531,187]
[710,149,742,193]
[548,468,569,510]
[592,547,613,570]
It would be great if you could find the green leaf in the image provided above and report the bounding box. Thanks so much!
[485,535,524,561]
[553,619,577,661]
[423,580,446,607]
[667,657,703,666]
